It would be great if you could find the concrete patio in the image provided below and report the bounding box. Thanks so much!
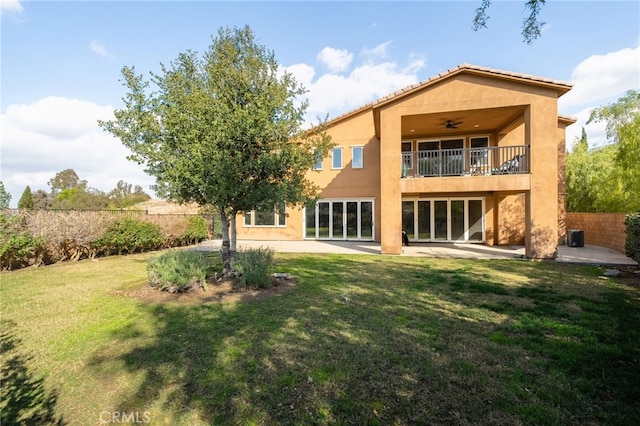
[196,240,638,268]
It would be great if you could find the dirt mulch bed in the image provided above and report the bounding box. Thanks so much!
[110,275,296,305]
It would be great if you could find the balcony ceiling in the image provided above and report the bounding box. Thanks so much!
[401,105,526,138]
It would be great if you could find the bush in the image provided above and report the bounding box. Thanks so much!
[233,247,274,289]
[147,250,210,293]
[625,212,640,263]
[180,216,209,245]
[0,213,44,270]
[92,217,164,256]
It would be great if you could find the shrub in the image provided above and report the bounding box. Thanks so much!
[92,217,164,256]
[24,210,116,262]
[180,216,209,245]
[0,213,44,270]
[147,250,210,293]
[625,212,640,263]
[233,247,274,289]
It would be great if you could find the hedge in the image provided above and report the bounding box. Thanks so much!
[0,210,213,270]
[625,212,640,263]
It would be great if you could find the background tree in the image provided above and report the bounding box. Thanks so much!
[473,0,547,44]
[47,169,88,195]
[17,186,34,209]
[587,89,640,207]
[566,90,640,213]
[99,25,333,274]
[566,134,623,212]
[0,181,11,209]
[108,180,151,208]
[31,190,54,210]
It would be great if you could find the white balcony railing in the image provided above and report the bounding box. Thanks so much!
[401,145,529,178]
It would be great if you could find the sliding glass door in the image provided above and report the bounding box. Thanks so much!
[403,198,484,243]
[305,200,374,241]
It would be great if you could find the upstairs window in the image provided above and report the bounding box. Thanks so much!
[313,148,323,170]
[352,146,363,168]
[332,147,343,169]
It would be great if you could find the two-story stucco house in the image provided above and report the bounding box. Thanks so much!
[237,63,576,259]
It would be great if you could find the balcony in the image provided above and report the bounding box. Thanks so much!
[402,145,529,178]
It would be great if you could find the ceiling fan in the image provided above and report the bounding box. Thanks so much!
[445,120,463,129]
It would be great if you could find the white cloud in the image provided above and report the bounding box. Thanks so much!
[361,41,392,63]
[0,97,155,206]
[90,40,116,60]
[285,42,425,126]
[316,47,353,73]
[0,0,23,15]
[560,44,640,150]
[560,44,640,111]
[285,63,315,88]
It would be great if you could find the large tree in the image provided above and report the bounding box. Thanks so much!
[566,129,623,212]
[566,90,640,213]
[587,89,640,205]
[99,25,332,274]
[47,169,88,195]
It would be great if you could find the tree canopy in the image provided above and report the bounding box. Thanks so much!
[566,90,640,213]
[17,186,34,209]
[47,169,87,195]
[99,25,333,272]
[587,89,640,197]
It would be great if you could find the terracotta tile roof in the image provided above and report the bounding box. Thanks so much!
[326,63,574,126]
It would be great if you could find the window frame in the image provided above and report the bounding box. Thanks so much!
[351,145,364,169]
[313,148,323,170]
[243,204,287,228]
[332,147,343,169]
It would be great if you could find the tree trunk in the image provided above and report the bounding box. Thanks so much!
[230,212,237,252]
[220,211,233,277]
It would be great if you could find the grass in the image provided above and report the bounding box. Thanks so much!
[1,252,639,425]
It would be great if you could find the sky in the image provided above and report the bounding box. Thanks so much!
[1,1,639,207]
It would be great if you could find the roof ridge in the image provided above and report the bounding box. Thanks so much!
[325,63,573,125]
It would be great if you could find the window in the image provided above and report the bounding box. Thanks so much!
[352,146,363,168]
[332,147,343,169]
[305,199,374,241]
[243,204,286,227]
[313,148,323,170]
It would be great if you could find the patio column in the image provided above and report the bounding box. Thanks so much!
[379,110,402,254]
[524,103,559,259]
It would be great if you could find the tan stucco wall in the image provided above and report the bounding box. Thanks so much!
[236,109,382,241]
[557,122,568,245]
[380,74,562,257]
[525,99,560,258]
[236,207,304,240]
[496,194,526,245]
[235,71,569,259]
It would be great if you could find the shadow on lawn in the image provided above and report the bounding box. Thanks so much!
[89,256,640,425]
[1,321,65,425]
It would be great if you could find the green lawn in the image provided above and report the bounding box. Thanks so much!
[1,252,639,425]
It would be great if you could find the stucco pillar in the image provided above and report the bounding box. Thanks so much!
[524,103,559,259]
[379,110,402,254]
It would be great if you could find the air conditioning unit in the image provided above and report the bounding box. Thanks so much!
[567,229,584,247]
